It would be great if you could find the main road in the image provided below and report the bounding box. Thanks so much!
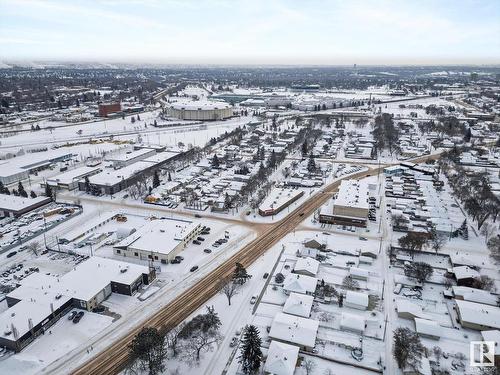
[66,153,441,375]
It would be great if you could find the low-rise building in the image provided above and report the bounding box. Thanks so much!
[319,180,369,227]
[455,300,500,331]
[113,218,201,264]
[263,340,299,375]
[268,312,319,351]
[0,194,52,218]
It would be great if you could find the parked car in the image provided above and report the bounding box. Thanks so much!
[194,214,202,218]
[359,237,368,241]
[175,256,184,261]
[170,258,181,264]
[68,311,77,320]
[190,266,199,272]
[6,251,17,258]
[203,248,212,254]
[73,311,84,323]
[197,237,205,241]
[193,240,201,245]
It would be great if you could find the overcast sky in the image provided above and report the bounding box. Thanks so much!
[1,0,499,65]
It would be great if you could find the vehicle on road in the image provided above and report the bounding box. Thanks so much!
[229,337,239,347]
[194,214,202,218]
[359,237,368,241]
[250,296,257,304]
[190,266,199,272]
[263,273,269,279]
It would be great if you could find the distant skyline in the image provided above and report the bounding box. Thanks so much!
[1,0,500,65]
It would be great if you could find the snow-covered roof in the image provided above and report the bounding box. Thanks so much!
[340,312,365,333]
[87,161,152,186]
[264,340,299,375]
[105,148,153,162]
[396,299,430,320]
[283,274,317,295]
[456,300,500,329]
[7,257,149,303]
[452,266,480,280]
[349,267,369,279]
[259,188,303,213]
[334,179,369,210]
[0,194,51,212]
[269,312,319,348]
[415,318,442,338]
[46,166,101,186]
[293,257,320,276]
[282,293,314,318]
[115,218,200,256]
[169,99,231,111]
[0,292,72,340]
[452,286,498,306]
[481,330,500,347]
[345,291,369,308]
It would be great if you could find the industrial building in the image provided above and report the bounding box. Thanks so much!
[165,100,233,121]
[105,148,156,169]
[319,179,369,227]
[0,194,52,218]
[79,151,180,195]
[45,166,102,191]
[0,150,73,185]
[0,257,155,352]
[113,218,202,264]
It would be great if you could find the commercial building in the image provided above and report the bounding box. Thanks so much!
[258,189,304,216]
[166,100,233,121]
[319,180,369,227]
[0,194,52,218]
[1,257,154,352]
[113,218,201,264]
[98,103,121,117]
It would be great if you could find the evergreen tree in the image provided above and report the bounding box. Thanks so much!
[238,325,263,374]
[152,171,160,188]
[45,183,53,199]
[268,150,277,169]
[129,327,167,375]
[307,153,316,173]
[233,262,251,285]
[212,154,220,168]
[393,327,424,369]
[464,128,472,142]
[0,181,5,194]
[84,176,91,193]
[18,181,27,198]
[30,191,37,198]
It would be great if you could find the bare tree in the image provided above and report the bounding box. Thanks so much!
[182,330,222,362]
[27,241,41,256]
[218,278,239,306]
[487,236,500,262]
[303,359,317,375]
[166,323,185,358]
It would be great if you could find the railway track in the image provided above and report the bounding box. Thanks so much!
[71,153,441,374]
